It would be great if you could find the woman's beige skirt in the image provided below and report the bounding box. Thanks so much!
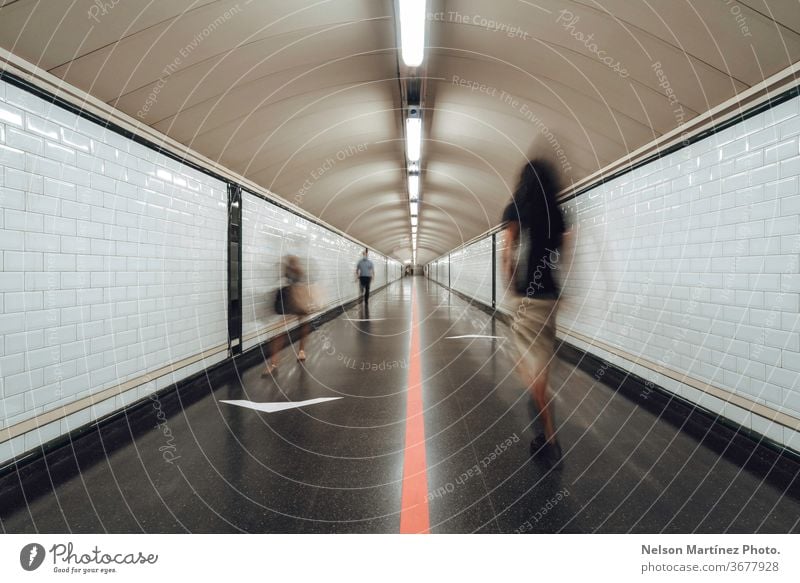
[507,296,558,375]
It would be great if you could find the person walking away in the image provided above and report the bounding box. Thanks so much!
[501,158,566,468]
[356,249,374,306]
[264,255,312,375]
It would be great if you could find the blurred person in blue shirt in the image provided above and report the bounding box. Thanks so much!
[356,249,375,307]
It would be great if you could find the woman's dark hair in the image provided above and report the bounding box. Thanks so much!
[513,158,561,206]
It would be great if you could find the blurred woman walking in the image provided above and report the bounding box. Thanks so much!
[501,158,566,468]
[264,255,313,374]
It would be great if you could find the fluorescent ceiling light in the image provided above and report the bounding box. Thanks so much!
[400,0,426,67]
[406,117,421,163]
[410,201,419,216]
[411,216,418,227]
[408,173,419,199]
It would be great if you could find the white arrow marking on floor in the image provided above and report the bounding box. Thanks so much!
[220,397,342,413]
[445,335,504,339]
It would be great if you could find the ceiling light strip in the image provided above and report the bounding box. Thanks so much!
[399,0,426,67]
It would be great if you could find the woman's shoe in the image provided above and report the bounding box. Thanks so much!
[530,433,547,457]
[297,350,306,361]
[530,435,563,470]
[540,440,563,470]
[545,440,562,469]
[262,362,278,375]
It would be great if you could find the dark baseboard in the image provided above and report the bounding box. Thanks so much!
[0,281,395,491]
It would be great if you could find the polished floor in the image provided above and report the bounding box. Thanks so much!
[1,278,798,533]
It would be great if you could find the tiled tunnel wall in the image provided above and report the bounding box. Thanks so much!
[0,77,400,464]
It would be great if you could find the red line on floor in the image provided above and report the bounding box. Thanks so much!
[399,281,430,534]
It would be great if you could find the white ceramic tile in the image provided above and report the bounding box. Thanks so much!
[5,126,45,154]
[24,115,60,140]
[0,101,24,127]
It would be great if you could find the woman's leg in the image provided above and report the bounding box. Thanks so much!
[530,366,555,443]
[513,299,560,462]
[264,332,284,373]
[519,358,552,438]
[297,322,310,359]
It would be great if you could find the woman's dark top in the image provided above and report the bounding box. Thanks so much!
[502,161,565,298]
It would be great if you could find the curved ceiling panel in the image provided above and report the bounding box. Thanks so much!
[741,0,800,35]
[48,1,392,99]
[1,0,799,264]
[143,54,395,133]
[0,0,220,69]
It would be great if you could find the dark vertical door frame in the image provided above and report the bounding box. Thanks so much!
[227,183,243,355]
[491,233,497,309]
[448,253,451,289]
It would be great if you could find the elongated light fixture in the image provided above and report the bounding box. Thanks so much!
[400,0,426,67]
[410,201,419,216]
[406,117,421,163]
[408,173,419,200]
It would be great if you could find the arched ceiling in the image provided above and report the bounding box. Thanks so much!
[1,0,799,264]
